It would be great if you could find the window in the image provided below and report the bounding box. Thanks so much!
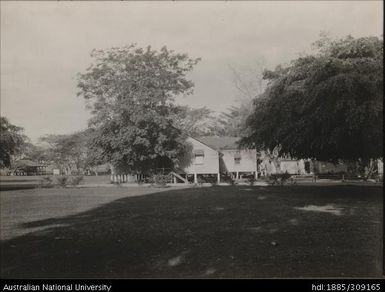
[234,152,241,164]
[194,149,204,165]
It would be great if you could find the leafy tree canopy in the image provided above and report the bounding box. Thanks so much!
[217,102,255,137]
[171,106,223,137]
[77,45,200,173]
[242,35,383,162]
[0,117,27,168]
[39,131,91,172]
[20,142,49,163]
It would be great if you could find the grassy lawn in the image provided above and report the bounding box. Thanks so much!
[0,175,112,191]
[0,185,382,278]
[0,186,177,240]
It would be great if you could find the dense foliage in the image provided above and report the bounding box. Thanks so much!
[242,35,383,161]
[0,117,27,167]
[39,131,90,174]
[77,45,200,173]
[216,103,254,137]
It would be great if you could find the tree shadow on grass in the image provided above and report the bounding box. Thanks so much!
[0,185,382,278]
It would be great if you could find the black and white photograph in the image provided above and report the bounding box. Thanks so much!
[0,0,383,281]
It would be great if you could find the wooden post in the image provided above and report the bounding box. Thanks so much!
[254,171,258,179]
[217,173,220,184]
[110,164,115,183]
[236,172,239,180]
[194,173,198,184]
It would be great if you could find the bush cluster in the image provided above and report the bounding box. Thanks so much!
[221,173,235,185]
[197,175,218,185]
[54,175,84,187]
[270,172,291,185]
[149,174,171,187]
[39,176,54,188]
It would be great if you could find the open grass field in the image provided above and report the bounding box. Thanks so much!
[0,185,382,278]
[0,175,112,191]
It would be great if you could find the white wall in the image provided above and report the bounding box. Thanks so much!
[280,159,306,175]
[221,149,257,173]
[178,137,219,174]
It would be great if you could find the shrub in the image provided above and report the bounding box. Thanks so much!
[56,176,69,187]
[270,172,291,185]
[197,177,204,185]
[197,174,218,185]
[138,175,152,184]
[69,175,84,186]
[150,174,171,187]
[39,176,54,188]
[222,173,235,185]
[248,176,256,186]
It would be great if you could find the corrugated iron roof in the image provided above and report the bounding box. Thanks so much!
[196,136,241,150]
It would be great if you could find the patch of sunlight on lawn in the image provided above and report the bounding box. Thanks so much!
[168,255,184,267]
[295,204,344,216]
[246,226,262,233]
[204,267,216,276]
[213,207,225,211]
[167,251,189,267]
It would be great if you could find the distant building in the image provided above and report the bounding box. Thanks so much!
[279,159,307,175]
[111,134,383,184]
[12,159,45,176]
[176,136,257,183]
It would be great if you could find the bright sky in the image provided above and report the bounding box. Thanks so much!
[1,1,382,142]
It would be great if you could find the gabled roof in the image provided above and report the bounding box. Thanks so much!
[195,136,241,150]
[14,159,41,168]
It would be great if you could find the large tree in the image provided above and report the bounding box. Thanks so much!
[171,105,224,137]
[216,63,266,137]
[0,117,27,168]
[77,45,200,174]
[216,104,254,137]
[39,131,90,174]
[20,142,50,164]
[242,35,383,162]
